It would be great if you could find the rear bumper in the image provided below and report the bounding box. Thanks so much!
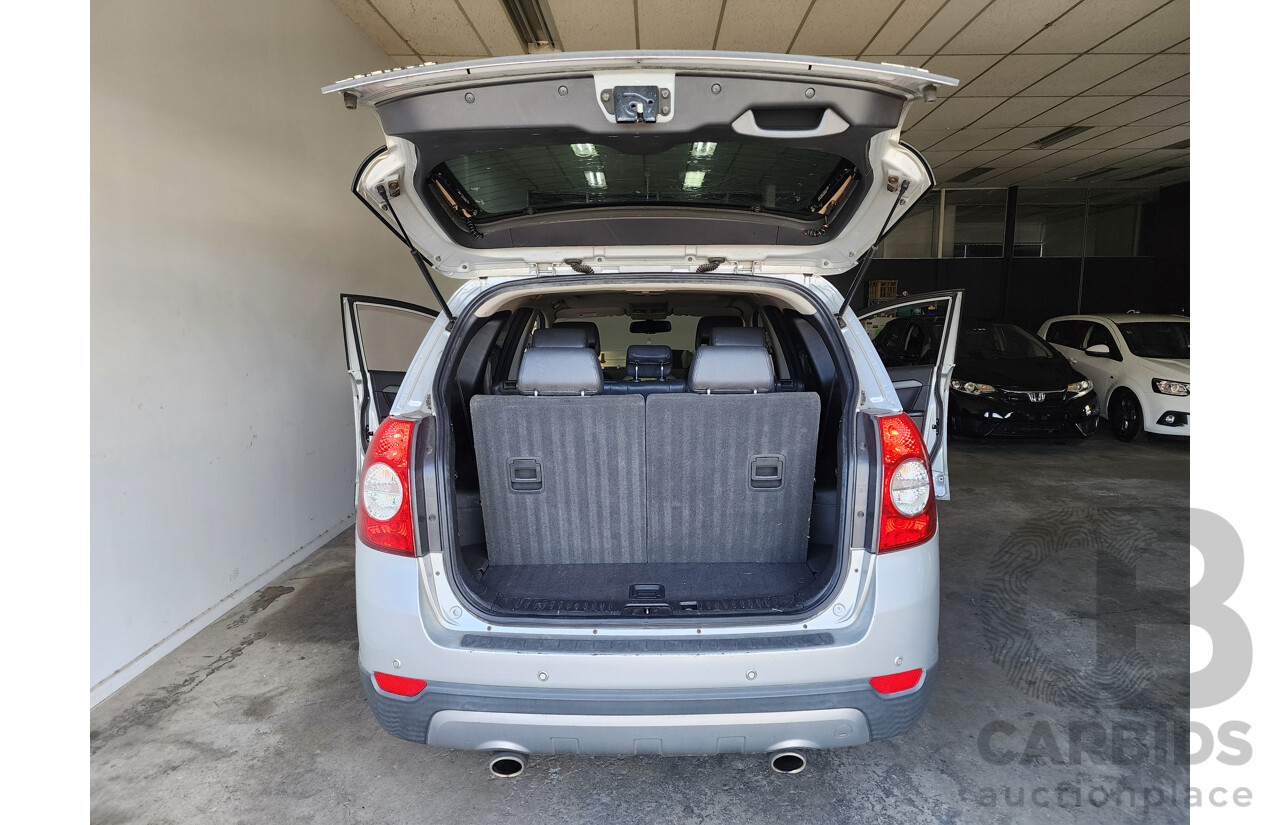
[359,665,936,754]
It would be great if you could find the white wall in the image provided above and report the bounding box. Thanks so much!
[91,0,442,702]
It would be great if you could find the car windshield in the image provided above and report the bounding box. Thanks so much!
[1117,321,1189,359]
[436,140,850,219]
[959,323,1056,360]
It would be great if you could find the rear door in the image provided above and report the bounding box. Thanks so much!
[326,53,956,281]
[859,290,963,499]
[341,294,438,464]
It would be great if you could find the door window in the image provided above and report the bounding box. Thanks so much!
[1044,319,1088,349]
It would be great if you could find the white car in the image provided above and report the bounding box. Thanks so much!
[329,52,963,774]
[1038,314,1189,441]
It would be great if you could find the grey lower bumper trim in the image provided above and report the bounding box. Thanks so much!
[358,665,935,753]
[429,708,870,755]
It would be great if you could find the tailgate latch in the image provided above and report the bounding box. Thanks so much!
[609,86,662,122]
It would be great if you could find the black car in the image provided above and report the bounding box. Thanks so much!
[948,321,1099,437]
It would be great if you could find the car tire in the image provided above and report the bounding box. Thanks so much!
[1107,389,1146,442]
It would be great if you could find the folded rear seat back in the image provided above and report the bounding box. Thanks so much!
[646,346,820,564]
[470,347,646,565]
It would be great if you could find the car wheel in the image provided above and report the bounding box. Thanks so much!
[1108,389,1146,442]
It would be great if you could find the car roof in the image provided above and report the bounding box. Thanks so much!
[1045,313,1188,324]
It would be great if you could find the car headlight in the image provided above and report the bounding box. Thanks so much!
[1152,378,1189,396]
[950,380,996,395]
[1067,379,1093,397]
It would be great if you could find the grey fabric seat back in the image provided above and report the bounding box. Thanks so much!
[646,393,820,563]
[647,345,820,563]
[471,347,646,565]
[471,395,646,565]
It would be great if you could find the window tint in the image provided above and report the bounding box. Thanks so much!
[872,316,943,367]
[1045,320,1088,349]
[958,323,1057,360]
[437,140,851,220]
[1117,322,1189,359]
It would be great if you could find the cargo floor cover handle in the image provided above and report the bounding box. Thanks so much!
[508,457,542,492]
[749,454,785,490]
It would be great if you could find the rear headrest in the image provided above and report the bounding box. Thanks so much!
[710,327,767,347]
[695,315,744,347]
[516,348,604,396]
[552,321,600,354]
[687,346,775,394]
[625,344,672,380]
[530,327,589,348]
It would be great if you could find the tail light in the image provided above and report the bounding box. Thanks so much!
[876,413,936,552]
[357,418,416,556]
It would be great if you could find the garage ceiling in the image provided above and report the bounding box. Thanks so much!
[331,0,1189,188]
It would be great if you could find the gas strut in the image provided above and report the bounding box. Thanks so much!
[348,147,454,324]
[835,180,910,323]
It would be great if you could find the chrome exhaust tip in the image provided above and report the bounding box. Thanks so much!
[769,750,807,774]
[488,751,527,778]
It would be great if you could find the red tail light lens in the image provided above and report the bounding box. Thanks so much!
[869,668,923,695]
[373,671,427,696]
[876,413,936,552]
[357,418,416,556]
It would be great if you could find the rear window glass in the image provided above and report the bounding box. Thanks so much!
[435,140,851,219]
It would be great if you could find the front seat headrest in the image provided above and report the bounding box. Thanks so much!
[710,327,767,347]
[530,327,589,348]
[552,321,601,354]
[695,315,744,347]
[687,346,775,394]
[516,348,604,395]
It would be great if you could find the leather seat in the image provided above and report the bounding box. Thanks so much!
[602,345,687,395]
[709,326,768,348]
[695,315,744,347]
[529,327,590,348]
[471,347,646,565]
[552,321,601,354]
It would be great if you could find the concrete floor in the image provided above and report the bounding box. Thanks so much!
[91,434,1190,824]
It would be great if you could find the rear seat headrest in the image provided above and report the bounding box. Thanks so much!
[517,348,604,396]
[625,344,673,380]
[552,321,600,354]
[695,315,744,347]
[710,327,767,347]
[687,346,775,394]
[530,327,589,348]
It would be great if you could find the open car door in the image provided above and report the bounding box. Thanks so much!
[341,294,438,465]
[859,290,963,500]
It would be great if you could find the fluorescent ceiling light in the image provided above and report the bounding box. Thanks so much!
[571,143,597,157]
[500,0,560,52]
[1031,126,1091,149]
[585,170,607,188]
[683,170,706,189]
[691,142,717,158]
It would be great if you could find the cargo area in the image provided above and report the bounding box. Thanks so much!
[433,285,858,620]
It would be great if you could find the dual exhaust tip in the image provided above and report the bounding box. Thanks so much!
[488,751,527,778]
[488,749,807,777]
[769,750,807,774]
